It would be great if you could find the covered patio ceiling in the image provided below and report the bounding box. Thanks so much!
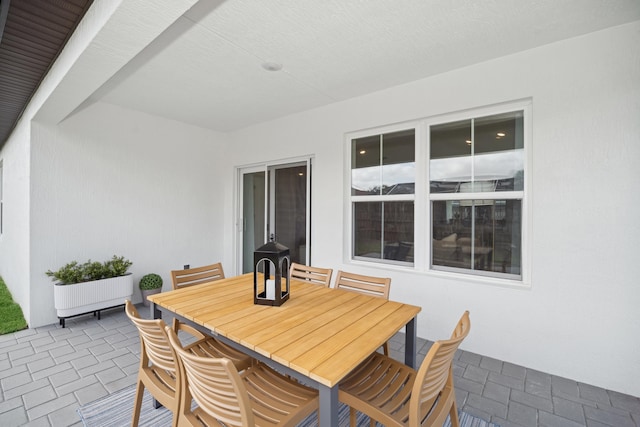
[1,0,639,144]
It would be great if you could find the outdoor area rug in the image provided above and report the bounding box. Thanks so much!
[78,384,500,426]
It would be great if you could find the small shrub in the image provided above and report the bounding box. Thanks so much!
[139,273,163,290]
[46,255,132,284]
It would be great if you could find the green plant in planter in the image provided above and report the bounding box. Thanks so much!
[46,255,132,284]
[139,273,163,290]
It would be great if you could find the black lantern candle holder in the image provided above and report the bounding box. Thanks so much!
[253,240,290,306]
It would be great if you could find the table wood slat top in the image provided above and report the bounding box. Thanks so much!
[148,273,421,387]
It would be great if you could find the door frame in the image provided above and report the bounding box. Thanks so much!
[235,156,312,275]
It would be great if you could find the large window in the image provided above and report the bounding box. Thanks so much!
[348,102,529,282]
[351,129,415,264]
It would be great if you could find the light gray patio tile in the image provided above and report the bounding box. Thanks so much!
[4,378,50,400]
[32,339,70,353]
[526,368,552,387]
[14,352,50,369]
[490,416,527,427]
[12,327,38,339]
[553,395,587,424]
[455,388,469,408]
[482,380,511,405]
[48,344,76,359]
[1,370,34,391]
[104,374,137,393]
[28,335,55,349]
[111,335,140,350]
[510,388,553,412]
[104,332,129,345]
[525,378,552,399]
[49,368,80,388]
[22,415,53,427]
[453,376,485,395]
[48,402,84,427]
[463,364,489,384]
[584,405,636,427]
[55,375,98,396]
[70,353,99,371]
[66,333,92,347]
[0,396,23,415]
[73,337,107,351]
[466,392,508,419]
[579,382,611,405]
[609,390,640,413]
[52,348,92,364]
[48,327,73,339]
[23,385,57,409]
[87,342,115,357]
[552,375,579,397]
[74,381,108,406]
[95,366,126,385]
[458,350,482,366]
[554,389,600,408]
[0,357,11,370]
[31,362,73,381]
[0,406,28,426]
[507,401,538,427]
[122,362,140,376]
[8,344,35,361]
[539,410,586,427]
[112,352,139,369]
[480,355,503,373]
[95,347,129,363]
[27,353,56,374]
[26,393,77,421]
[461,401,494,423]
[77,359,115,377]
[502,362,527,380]
[488,370,525,391]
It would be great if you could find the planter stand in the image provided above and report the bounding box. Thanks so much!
[54,275,134,328]
[58,304,126,328]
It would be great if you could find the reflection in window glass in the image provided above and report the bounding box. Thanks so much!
[354,202,382,258]
[431,199,521,276]
[382,130,415,195]
[354,201,414,263]
[352,130,415,195]
[352,136,381,195]
[383,202,414,262]
[430,112,523,193]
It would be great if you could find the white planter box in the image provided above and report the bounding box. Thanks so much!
[54,274,133,327]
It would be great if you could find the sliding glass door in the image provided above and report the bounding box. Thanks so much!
[238,160,311,274]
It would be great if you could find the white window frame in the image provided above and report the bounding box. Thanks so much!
[345,100,532,287]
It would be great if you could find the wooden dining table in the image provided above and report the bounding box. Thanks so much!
[147,273,421,427]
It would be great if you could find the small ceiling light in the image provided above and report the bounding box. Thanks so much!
[359,150,366,154]
[298,172,304,176]
[261,62,283,72]
[465,140,472,145]
[496,132,506,139]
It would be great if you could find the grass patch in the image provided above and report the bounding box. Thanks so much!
[0,277,28,334]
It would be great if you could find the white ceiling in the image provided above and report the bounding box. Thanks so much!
[90,0,640,132]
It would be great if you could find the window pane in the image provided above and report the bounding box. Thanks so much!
[432,199,521,277]
[383,201,414,262]
[430,120,472,193]
[474,111,524,192]
[353,202,382,259]
[382,130,415,195]
[352,135,381,195]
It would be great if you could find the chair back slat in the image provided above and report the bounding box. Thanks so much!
[171,262,225,290]
[409,311,470,426]
[334,270,391,299]
[290,263,333,287]
[125,301,177,373]
[167,327,253,427]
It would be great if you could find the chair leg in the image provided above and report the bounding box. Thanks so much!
[382,341,389,356]
[131,380,145,427]
[449,400,460,427]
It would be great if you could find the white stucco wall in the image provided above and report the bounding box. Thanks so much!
[224,22,640,396]
[0,123,32,321]
[29,102,229,328]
